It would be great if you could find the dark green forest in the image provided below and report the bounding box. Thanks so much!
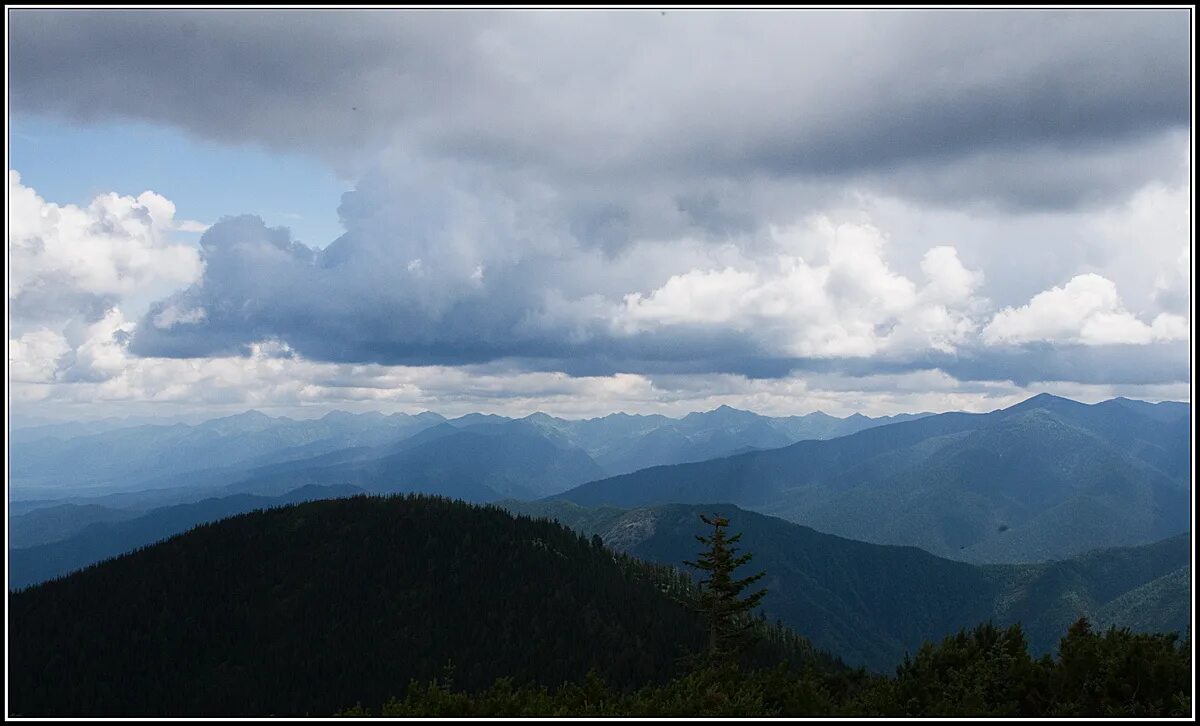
[7,494,826,717]
[7,494,1191,718]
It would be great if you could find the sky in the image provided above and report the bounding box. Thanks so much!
[5,8,1193,422]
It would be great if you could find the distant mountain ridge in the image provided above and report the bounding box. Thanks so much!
[552,394,1190,563]
[9,410,448,499]
[518,404,931,476]
[9,403,933,507]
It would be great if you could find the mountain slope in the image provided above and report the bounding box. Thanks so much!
[1092,565,1191,636]
[503,500,1191,672]
[9,503,143,549]
[8,495,822,717]
[553,395,1190,563]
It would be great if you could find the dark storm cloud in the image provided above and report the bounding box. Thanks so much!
[929,343,1192,387]
[9,9,1190,210]
[129,215,778,372]
[7,9,453,152]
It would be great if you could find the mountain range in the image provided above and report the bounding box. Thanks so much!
[9,395,1191,574]
[9,405,928,509]
[552,394,1190,563]
[7,395,1192,714]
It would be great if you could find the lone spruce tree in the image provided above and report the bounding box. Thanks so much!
[683,513,767,667]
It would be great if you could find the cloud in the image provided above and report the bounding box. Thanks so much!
[1153,246,1191,314]
[920,246,982,306]
[939,341,1191,388]
[8,10,1189,211]
[8,170,203,323]
[8,337,1190,423]
[8,308,140,385]
[6,11,1191,418]
[152,304,207,329]
[4,167,1183,410]
[8,328,70,383]
[6,175,211,399]
[618,221,985,359]
[172,219,210,233]
[55,308,138,383]
[981,273,1189,346]
[117,165,1188,390]
[1084,172,1192,312]
[128,205,996,374]
[8,183,1187,421]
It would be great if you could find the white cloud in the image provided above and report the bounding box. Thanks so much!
[982,273,1189,346]
[920,246,982,306]
[172,219,211,233]
[8,308,143,385]
[1150,311,1190,341]
[1153,245,1191,313]
[619,267,759,328]
[1089,174,1190,310]
[8,328,70,383]
[617,218,985,358]
[8,170,204,322]
[6,174,213,398]
[55,308,138,383]
[152,305,207,329]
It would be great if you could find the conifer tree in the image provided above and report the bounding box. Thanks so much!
[683,513,768,667]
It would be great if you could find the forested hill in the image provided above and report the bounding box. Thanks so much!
[8,495,827,718]
[503,500,1191,672]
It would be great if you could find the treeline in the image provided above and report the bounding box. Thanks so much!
[339,619,1191,717]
